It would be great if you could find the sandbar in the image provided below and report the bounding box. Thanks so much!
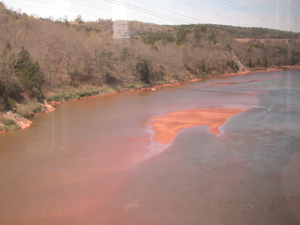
[150,108,248,144]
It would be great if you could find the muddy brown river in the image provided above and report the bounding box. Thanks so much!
[1,70,300,225]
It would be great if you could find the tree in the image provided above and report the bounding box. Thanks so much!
[0,42,15,79]
[75,15,83,23]
[0,78,7,111]
[0,42,22,107]
[122,47,129,78]
[14,47,45,100]
[176,28,190,45]
[136,59,150,84]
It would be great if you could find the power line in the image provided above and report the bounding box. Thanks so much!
[220,0,298,30]
[132,0,206,24]
[73,0,162,24]
[36,0,194,25]
[21,0,299,33]
[215,0,299,32]
[176,0,252,27]
[32,0,181,32]
[75,0,200,25]
[102,0,193,24]
[74,0,165,24]
[32,0,112,20]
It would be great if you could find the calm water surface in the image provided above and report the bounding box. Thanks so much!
[0,71,300,224]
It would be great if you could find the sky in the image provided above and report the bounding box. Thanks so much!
[3,0,300,32]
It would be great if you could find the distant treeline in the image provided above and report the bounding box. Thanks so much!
[202,24,300,39]
[0,2,300,111]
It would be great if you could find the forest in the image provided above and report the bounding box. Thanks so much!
[0,2,300,130]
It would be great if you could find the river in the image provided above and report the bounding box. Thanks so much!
[1,70,300,225]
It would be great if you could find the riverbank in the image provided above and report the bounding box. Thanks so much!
[0,100,54,133]
[46,66,300,107]
[0,66,299,134]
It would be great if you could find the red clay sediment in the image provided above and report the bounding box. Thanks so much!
[150,108,248,144]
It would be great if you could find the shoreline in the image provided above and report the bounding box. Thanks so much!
[48,66,300,107]
[1,66,299,134]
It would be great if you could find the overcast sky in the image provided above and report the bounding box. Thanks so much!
[3,0,300,32]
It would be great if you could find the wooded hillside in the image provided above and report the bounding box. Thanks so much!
[0,2,300,113]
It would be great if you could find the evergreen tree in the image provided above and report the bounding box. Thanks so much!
[0,42,17,110]
[0,78,6,111]
[14,47,44,100]
[0,42,14,90]
[136,59,150,84]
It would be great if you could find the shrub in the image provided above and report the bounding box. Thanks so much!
[7,97,16,109]
[227,60,239,73]
[105,73,120,85]
[0,97,6,112]
[0,117,20,131]
[16,102,44,118]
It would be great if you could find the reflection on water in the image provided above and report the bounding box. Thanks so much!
[0,71,299,224]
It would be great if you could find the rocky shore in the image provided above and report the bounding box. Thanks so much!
[0,100,54,133]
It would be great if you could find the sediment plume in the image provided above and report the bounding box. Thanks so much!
[150,108,248,144]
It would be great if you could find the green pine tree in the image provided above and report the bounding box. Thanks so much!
[14,47,44,100]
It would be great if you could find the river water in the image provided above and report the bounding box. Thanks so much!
[1,71,300,225]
